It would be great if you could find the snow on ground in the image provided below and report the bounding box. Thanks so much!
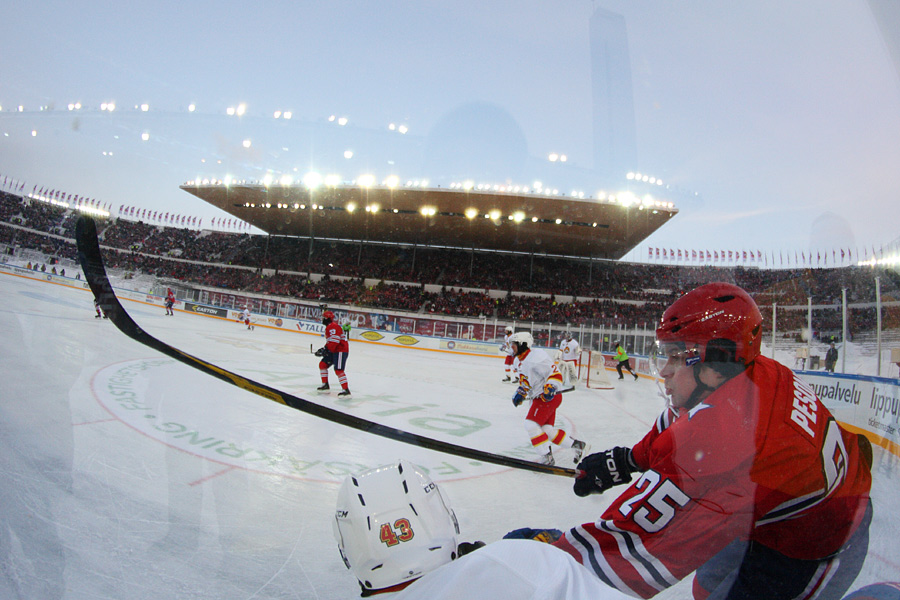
[1,272,897,599]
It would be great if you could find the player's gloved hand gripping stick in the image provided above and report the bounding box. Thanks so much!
[573,447,638,497]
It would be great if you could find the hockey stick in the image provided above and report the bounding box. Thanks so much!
[75,216,576,477]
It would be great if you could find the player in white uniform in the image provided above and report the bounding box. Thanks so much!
[509,332,589,466]
[240,307,253,330]
[500,326,516,382]
[558,331,580,388]
[333,461,632,600]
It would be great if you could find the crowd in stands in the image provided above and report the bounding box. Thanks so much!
[2,190,898,335]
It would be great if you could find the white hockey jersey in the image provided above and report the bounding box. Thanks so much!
[559,338,580,362]
[516,348,563,402]
[392,539,632,600]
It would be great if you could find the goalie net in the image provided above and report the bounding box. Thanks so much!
[578,350,614,389]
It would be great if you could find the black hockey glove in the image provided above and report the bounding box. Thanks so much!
[314,346,328,357]
[457,540,486,557]
[573,447,638,497]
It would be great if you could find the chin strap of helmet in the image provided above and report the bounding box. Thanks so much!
[684,364,716,410]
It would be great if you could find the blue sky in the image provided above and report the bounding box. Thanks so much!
[1,1,898,263]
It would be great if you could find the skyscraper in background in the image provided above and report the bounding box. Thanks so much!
[590,6,638,181]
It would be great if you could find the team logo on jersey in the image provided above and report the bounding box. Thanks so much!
[393,335,419,346]
[361,331,385,341]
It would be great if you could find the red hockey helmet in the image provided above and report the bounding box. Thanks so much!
[656,282,762,366]
[322,310,335,323]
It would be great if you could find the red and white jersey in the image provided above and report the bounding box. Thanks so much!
[559,338,580,362]
[501,333,515,356]
[241,308,250,321]
[166,290,175,303]
[516,348,564,403]
[324,321,349,353]
[554,355,871,598]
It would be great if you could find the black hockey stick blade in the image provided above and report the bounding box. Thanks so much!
[75,216,576,477]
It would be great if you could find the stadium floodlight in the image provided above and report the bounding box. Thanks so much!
[548,153,559,162]
[344,150,354,159]
[188,104,196,112]
[337,117,348,126]
[262,174,274,187]
[236,103,247,116]
[242,139,251,148]
[512,211,525,223]
[398,125,408,134]
[141,132,150,141]
[346,202,357,213]
[324,174,341,187]
[283,111,292,119]
[384,175,399,189]
[420,206,437,217]
[358,174,375,188]
[140,103,149,112]
[489,210,501,221]
[618,191,637,207]
[463,180,475,191]
[280,174,293,186]
[303,172,322,189]
[465,208,478,220]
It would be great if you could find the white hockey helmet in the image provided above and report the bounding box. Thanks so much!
[505,326,513,334]
[509,331,534,353]
[333,461,460,594]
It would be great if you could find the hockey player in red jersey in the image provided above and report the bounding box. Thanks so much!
[165,288,175,316]
[316,310,351,397]
[554,282,872,600]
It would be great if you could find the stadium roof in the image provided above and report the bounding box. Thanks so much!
[181,182,677,259]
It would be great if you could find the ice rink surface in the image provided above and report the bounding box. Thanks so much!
[1,272,898,599]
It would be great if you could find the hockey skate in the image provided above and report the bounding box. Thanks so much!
[633,372,639,381]
[501,376,511,382]
[539,450,555,466]
[571,440,591,464]
[317,383,330,392]
[337,389,351,397]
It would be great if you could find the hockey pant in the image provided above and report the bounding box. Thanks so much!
[616,361,635,378]
[504,354,515,377]
[320,351,349,390]
[524,394,575,456]
[693,500,872,600]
